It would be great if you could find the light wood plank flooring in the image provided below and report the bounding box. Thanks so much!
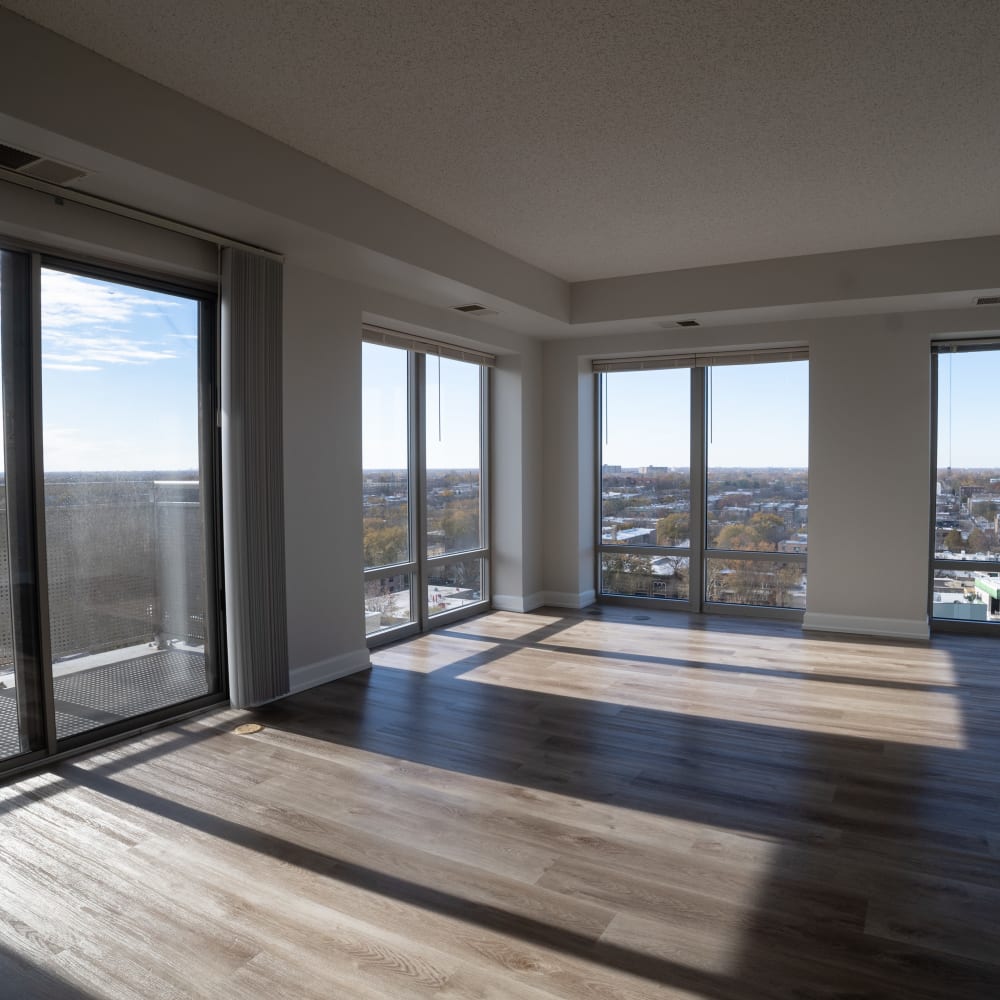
[1,607,999,999]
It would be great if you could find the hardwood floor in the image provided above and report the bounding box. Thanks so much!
[1,607,998,999]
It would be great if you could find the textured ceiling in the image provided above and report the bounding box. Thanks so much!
[4,1,1000,282]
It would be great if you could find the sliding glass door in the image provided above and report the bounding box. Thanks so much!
[0,246,223,772]
[363,336,490,643]
[0,249,29,761]
[41,264,218,739]
[597,354,809,615]
[931,343,1000,628]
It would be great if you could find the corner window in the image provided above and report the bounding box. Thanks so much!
[362,332,490,643]
[597,353,809,614]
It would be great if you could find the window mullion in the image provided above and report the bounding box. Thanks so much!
[690,365,706,613]
[412,351,428,631]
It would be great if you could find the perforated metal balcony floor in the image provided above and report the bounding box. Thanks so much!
[0,648,208,756]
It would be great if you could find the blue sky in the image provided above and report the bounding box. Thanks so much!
[39,268,200,472]
[363,343,481,469]
[936,350,999,468]
[36,280,992,475]
[603,361,810,468]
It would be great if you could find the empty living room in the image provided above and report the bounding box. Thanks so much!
[0,3,998,998]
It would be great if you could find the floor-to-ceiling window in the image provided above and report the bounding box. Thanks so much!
[362,328,491,643]
[597,351,808,615]
[0,246,223,771]
[931,341,1000,629]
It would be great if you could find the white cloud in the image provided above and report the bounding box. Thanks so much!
[40,270,191,370]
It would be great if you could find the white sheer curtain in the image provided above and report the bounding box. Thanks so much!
[220,248,289,707]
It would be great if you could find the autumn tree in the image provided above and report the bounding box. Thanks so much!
[363,524,407,567]
[656,513,689,545]
[441,504,479,551]
[747,512,787,550]
[966,527,987,554]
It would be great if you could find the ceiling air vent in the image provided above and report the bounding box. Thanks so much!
[453,303,498,317]
[676,319,700,327]
[976,295,1000,306]
[0,143,41,170]
[0,142,89,185]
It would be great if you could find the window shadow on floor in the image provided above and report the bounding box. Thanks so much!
[7,609,997,998]
[246,610,1000,998]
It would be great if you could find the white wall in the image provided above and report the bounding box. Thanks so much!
[541,346,596,607]
[804,321,932,638]
[492,344,546,611]
[283,266,371,690]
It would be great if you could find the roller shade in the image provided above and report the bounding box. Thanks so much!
[932,338,1000,354]
[593,346,808,373]
[363,323,496,367]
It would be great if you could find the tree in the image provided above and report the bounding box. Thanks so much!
[364,580,402,620]
[363,524,407,567]
[966,527,987,554]
[603,552,653,595]
[441,505,479,551]
[716,523,756,550]
[944,528,963,553]
[747,512,787,550]
[656,513,689,545]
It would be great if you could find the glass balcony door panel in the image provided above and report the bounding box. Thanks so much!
[425,357,482,558]
[601,370,691,548]
[706,361,809,554]
[600,552,690,601]
[40,266,210,739]
[427,558,483,618]
[363,343,411,570]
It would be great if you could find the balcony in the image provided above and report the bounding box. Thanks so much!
[0,477,210,757]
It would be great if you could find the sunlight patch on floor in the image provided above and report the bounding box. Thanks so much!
[453,656,966,748]
[372,634,499,674]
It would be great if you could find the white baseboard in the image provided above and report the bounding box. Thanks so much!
[802,612,929,641]
[543,589,597,610]
[492,592,545,613]
[288,647,371,694]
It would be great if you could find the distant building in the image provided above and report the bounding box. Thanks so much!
[779,534,808,554]
[602,526,655,544]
